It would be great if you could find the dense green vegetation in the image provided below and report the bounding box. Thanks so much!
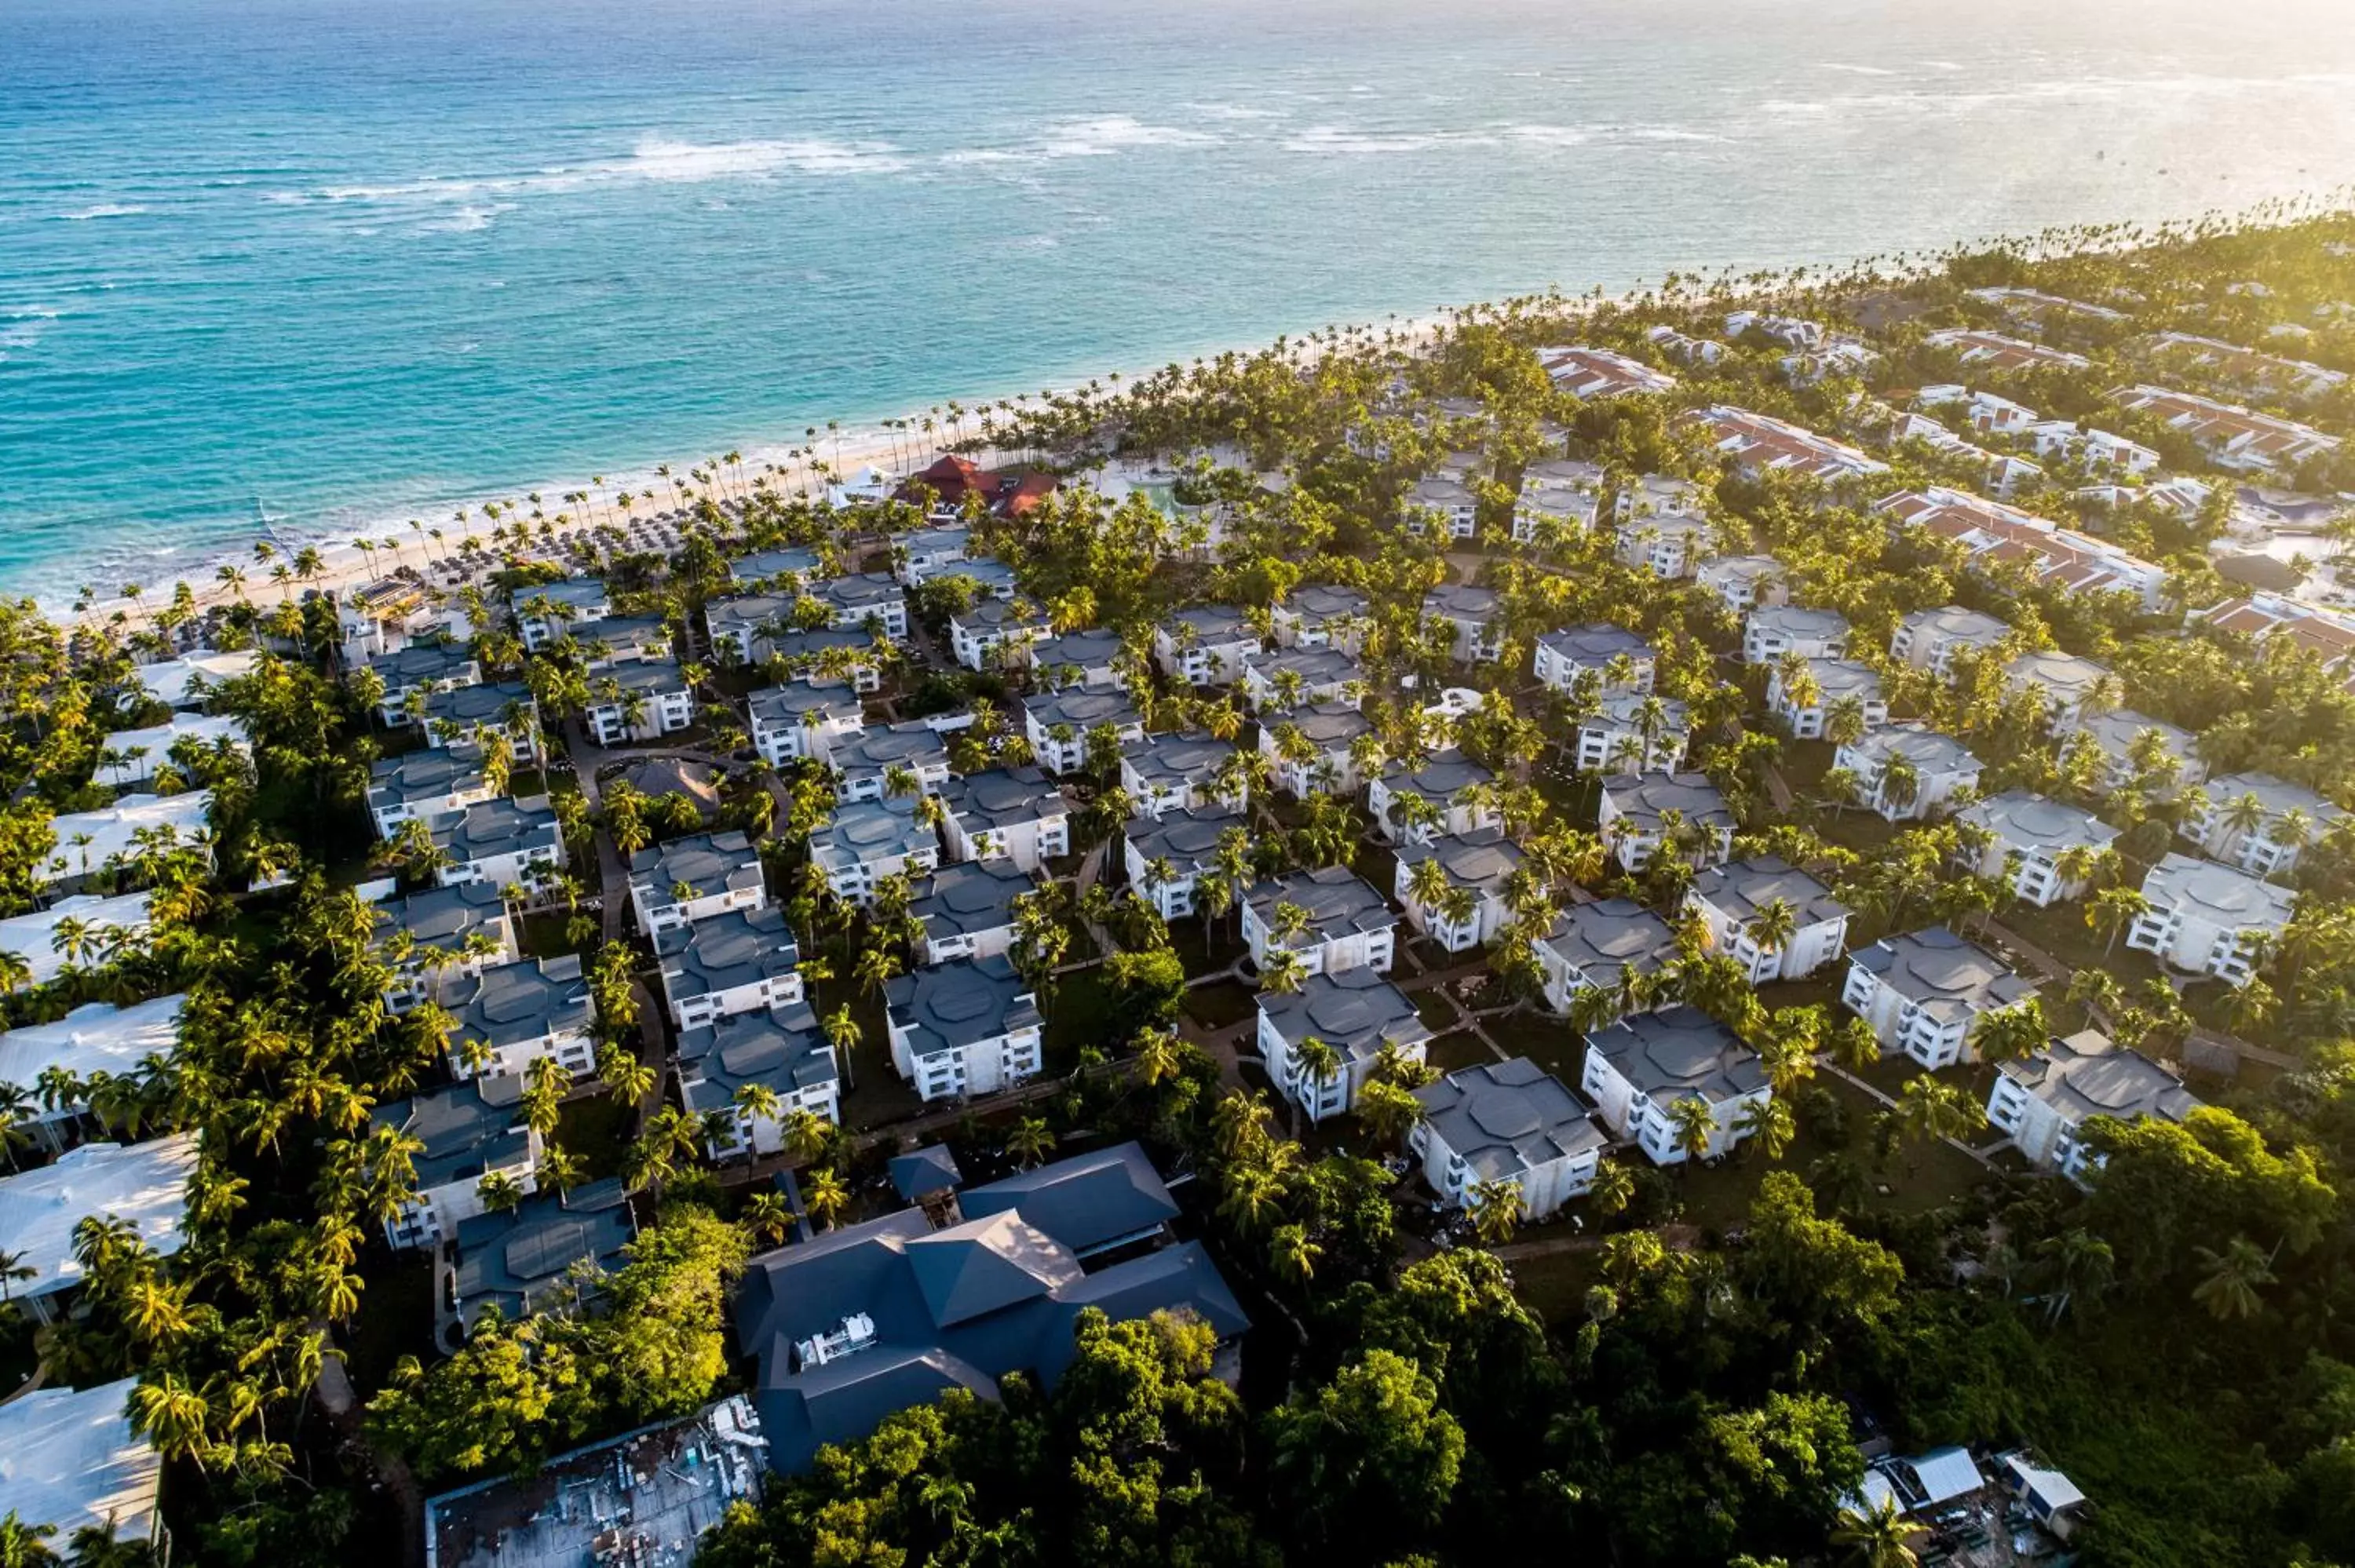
[5,199,2355,1568]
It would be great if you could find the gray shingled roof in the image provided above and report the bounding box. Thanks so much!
[953,596,1038,632]
[423,679,535,728]
[750,683,860,726]
[655,906,801,1001]
[1852,926,2034,1020]
[630,830,763,902]
[1601,771,1736,832]
[1900,604,2009,647]
[958,1143,1181,1256]
[1586,1005,1765,1099]
[911,859,1034,939]
[677,1001,837,1115]
[1247,864,1398,944]
[1414,1057,1607,1183]
[885,954,1039,1055]
[371,1075,530,1190]
[1024,686,1141,734]
[443,957,592,1048]
[1123,730,1236,787]
[1276,702,1373,746]
[1792,657,1882,702]
[1959,792,2120,856]
[429,797,560,864]
[1397,826,1524,895]
[1999,1033,2201,1128]
[1029,628,1124,673]
[1255,966,1432,1060]
[1749,604,1849,642]
[1167,604,1251,641]
[2141,851,2298,924]
[1243,646,1362,685]
[2205,771,2346,826]
[514,579,608,616]
[811,571,904,611]
[367,641,477,689]
[737,1141,1244,1475]
[1844,723,1980,774]
[566,614,670,658]
[940,768,1066,828]
[1689,855,1849,925]
[1539,624,1652,665]
[728,545,821,582]
[2006,649,2111,700]
[813,795,936,873]
[1378,747,1492,805]
[706,592,796,637]
[1125,805,1244,872]
[378,881,509,958]
[831,721,950,777]
[2073,708,2196,769]
[452,1179,633,1327]
[371,745,487,810]
[1286,584,1370,622]
[1423,584,1500,620]
[1544,898,1679,986]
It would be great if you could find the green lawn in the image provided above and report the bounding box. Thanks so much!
[1425,1029,1499,1073]
[520,910,590,959]
[1480,1008,1586,1083]
[343,1249,439,1395]
[1042,967,1119,1071]
[1506,1246,1603,1326]
[554,1091,637,1180]
[810,978,925,1132]
[1184,979,1260,1030]
[1666,1071,1990,1236]
[1411,988,1459,1033]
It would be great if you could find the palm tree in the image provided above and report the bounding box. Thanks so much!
[802,1166,851,1231]
[1268,1222,1321,1286]
[1259,946,1309,996]
[1831,1497,1922,1568]
[1,1514,58,1568]
[1587,1156,1634,1216]
[1469,1179,1524,1247]
[744,1191,794,1247]
[1290,1034,1343,1118]
[1736,1096,1796,1160]
[1006,1116,1055,1169]
[1743,895,1798,971]
[2191,1236,2275,1322]
[1665,1095,1718,1161]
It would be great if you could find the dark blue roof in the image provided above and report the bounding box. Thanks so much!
[737,1143,1244,1474]
[958,1141,1180,1257]
[888,1144,964,1201]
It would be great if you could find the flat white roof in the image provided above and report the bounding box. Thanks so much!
[130,648,260,709]
[0,1134,199,1298]
[41,792,214,886]
[0,1378,162,1541]
[0,892,156,986]
[0,996,186,1107]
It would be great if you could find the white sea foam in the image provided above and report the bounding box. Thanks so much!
[943,116,1218,165]
[422,204,506,234]
[53,203,148,221]
[306,135,909,207]
[1185,102,1284,121]
[1823,63,1898,76]
[1283,126,1499,155]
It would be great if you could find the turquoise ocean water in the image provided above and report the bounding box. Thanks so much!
[5,0,2355,605]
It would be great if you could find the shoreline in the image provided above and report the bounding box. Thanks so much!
[64,312,1461,629]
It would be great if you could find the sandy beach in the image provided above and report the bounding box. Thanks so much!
[71,313,1458,630]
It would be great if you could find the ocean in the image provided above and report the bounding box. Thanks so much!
[5,0,2355,607]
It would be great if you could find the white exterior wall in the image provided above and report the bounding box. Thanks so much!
[383,1136,543,1250]
[1242,904,1396,978]
[1578,1051,1766,1165]
[1411,1123,1596,1219]
[1839,963,2013,1070]
[892,1022,1045,1103]
[1687,892,1848,983]
[946,811,1069,874]
[2126,901,2276,985]
[669,970,807,1033]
